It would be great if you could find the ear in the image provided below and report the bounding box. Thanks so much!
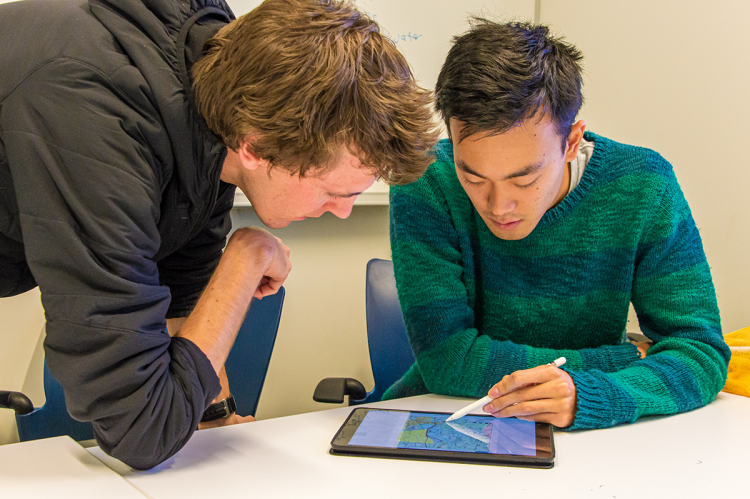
[563,120,586,162]
[236,137,266,172]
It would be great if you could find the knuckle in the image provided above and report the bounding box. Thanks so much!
[518,401,533,414]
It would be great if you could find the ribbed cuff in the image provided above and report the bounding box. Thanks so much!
[563,370,638,430]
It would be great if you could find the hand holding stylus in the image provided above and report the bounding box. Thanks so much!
[481,356,577,428]
[447,357,575,427]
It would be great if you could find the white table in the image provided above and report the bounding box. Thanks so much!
[88,392,748,499]
[0,435,146,498]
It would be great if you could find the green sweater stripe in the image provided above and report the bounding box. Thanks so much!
[635,263,722,334]
[390,244,470,308]
[385,132,730,430]
[419,328,492,397]
[480,288,630,349]
[614,364,680,415]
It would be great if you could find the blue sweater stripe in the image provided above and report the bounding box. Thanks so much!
[636,216,706,278]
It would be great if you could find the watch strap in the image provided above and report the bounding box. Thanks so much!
[201,395,237,423]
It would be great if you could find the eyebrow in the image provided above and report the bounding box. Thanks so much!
[456,159,544,181]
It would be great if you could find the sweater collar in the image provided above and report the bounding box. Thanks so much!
[536,131,609,228]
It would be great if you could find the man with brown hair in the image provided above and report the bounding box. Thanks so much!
[0,0,438,469]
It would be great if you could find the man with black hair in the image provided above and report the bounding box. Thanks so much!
[386,20,730,429]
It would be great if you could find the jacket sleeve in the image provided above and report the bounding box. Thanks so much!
[3,59,220,469]
[567,169,729,429]
[158,182,235,319]
[388,171,640,401]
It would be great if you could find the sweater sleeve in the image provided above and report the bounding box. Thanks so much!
[567,168,729,429]
[387,163,640,401]
[3,59,220,469]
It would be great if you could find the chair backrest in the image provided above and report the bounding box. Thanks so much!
[358,259,415,404]
[14,287,285,440]
[15,359,95,442]
[224,287,285,416]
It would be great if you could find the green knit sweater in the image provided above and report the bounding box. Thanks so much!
[385,132,730,429]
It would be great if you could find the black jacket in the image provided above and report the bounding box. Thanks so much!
[0,0,237,469]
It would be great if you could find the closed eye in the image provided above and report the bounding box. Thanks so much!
[461,175,485,186]
[517,177,540,189]
[326,191,360,200]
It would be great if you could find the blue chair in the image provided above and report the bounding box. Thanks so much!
[313,259,415,404]
[15,359,96,442]
[0,287,284,441]
[225,287,285,417]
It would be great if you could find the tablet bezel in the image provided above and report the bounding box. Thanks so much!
[329,407,555,468]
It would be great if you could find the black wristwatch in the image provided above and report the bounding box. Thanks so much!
[201,395,237,423]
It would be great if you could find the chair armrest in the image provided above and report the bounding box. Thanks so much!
[313,378,366,404]
[0,390,34,415]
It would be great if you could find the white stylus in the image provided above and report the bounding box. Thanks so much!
[445,357,567,422]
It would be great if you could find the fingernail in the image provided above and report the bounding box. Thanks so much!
[489,387,499,398]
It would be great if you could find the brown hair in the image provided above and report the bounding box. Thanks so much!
[192,0,439,185]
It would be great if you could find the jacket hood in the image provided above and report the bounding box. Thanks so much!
[89,0,234,86]
[88,0,234,257]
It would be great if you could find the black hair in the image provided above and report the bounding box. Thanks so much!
[436,19,584,144]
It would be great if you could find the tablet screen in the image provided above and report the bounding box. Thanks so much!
[338,409,539,456]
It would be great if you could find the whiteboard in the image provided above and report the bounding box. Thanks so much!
[229,0,536,91]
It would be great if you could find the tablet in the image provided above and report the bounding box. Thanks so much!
[330,407,554,468]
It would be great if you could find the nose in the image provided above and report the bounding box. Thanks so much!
[327,197,356,219]
[487,184,516,216]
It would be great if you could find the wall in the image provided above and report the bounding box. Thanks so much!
[539,0,750,332]
[231,0,535,90]
[0,291,45,445]
[232,207,390,419]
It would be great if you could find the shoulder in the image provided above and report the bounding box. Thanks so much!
[0,0,133,83]
[581,133,695,233]
[581,132,682,210]
[586,132,675,182]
